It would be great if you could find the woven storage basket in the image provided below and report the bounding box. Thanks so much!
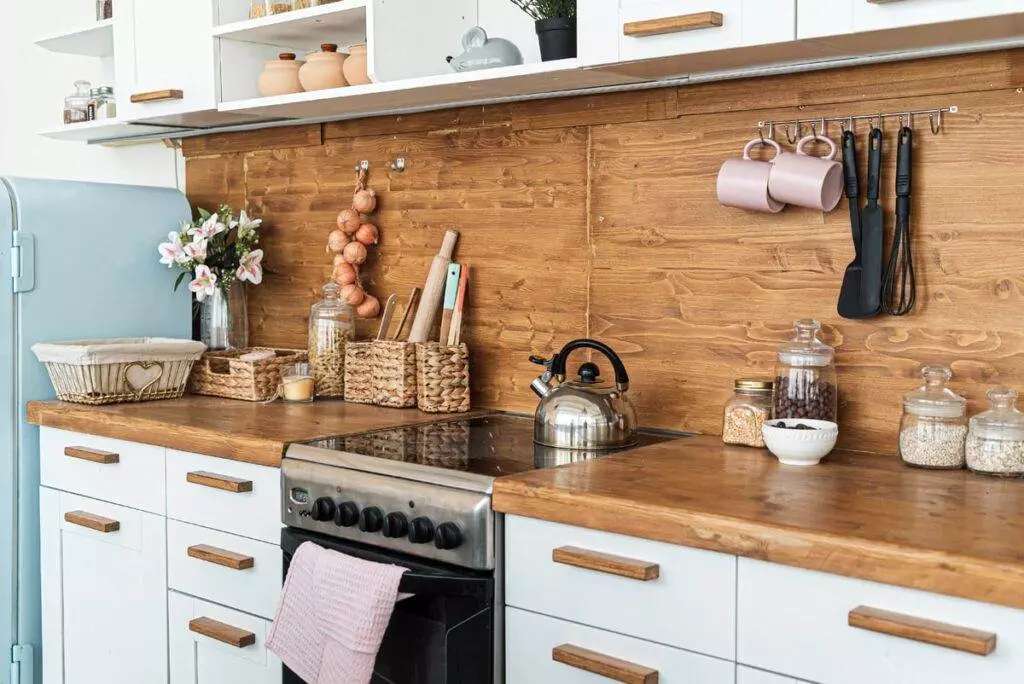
[31,338,206,405]
[189,348,307,402]
[415,343,470,413]
[372,341,418,408]
[343,341,375,404]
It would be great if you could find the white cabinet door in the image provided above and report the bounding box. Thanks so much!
[40,487,168,684]
[798,0,1024,39]
[737,665,812,684]
[169,591,281,684]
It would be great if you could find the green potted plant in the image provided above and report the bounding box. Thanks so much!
[510,0,577,62]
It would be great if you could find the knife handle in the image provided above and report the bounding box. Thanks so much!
[841,130,859,200]
[867,127,883,201]
[896,126,913,199]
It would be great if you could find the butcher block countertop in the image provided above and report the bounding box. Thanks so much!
[493,435,1024,611]
[27,397,482,467]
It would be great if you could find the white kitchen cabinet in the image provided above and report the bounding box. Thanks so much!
[169,591,281,684]
[736,666,812,684]
[798,0,1024,40]
[40,487,168,684]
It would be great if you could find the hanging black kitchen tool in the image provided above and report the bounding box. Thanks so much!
[837,129,868,318]
[882,126,916,315]
[859,126,885,317]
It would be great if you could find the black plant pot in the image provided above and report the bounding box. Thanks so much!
[535,17,577,61]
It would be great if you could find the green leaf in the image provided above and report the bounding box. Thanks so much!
[173,271,188,292]
[197,207,212,220]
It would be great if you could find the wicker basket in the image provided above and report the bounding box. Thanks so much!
[372,341,418,408]
[31,338,206,405]
[415,343,470,413]
[343,341,375,404]
[189,348,307,402]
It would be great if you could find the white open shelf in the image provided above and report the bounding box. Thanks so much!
[39,118,185,142]
[214,0,368,49]
[35,19,115,57]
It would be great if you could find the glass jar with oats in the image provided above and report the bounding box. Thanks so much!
[966,387,1024,477]
[308,283,354,398]
[898,366,967,469]
[723,379,774,447]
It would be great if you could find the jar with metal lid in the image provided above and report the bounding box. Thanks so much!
[723,379,774,447]
[966,387,1024,477]
[773,319,837,423]
[308,282,354,398]
[898,366,967,469]
[63,80,91,124]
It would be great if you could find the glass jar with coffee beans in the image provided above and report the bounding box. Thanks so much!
[773,319,837,423]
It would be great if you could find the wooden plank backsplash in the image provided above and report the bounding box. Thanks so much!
[184,49,1024,454]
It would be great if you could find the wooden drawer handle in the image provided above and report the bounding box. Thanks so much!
[848,606,996,656]
[188,544,255,570]
[553,644,658,684]
[64,446,119,464]
[64,510,120,533]
[130,89,184,103]
[553,546,660,581]
[186,471,253,493]
[188,617,256,648]
[624,11,723,38]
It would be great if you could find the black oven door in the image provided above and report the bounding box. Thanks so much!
[281,527,494,684]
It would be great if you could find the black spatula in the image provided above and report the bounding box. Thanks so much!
[837,130,865,318]
[859,127,885,317]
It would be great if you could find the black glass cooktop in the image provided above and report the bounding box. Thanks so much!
[298,413,682,478]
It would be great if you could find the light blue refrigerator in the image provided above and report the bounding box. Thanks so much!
[0,177,193,684]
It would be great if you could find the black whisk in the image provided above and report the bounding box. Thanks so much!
[882,126,916,315]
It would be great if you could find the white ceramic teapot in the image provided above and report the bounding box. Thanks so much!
[447,26,523,72]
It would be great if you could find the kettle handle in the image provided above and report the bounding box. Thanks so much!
[549,339,630,392]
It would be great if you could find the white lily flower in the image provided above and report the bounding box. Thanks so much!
[157,231,187,267]
[184,236,208,262]
[188,265,218,302]
[236,249,264,285]
[237,210,263,239]
[191,212,226,240]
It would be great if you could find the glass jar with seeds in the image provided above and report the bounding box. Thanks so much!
[898,365,967,469]
[723,379,774,447]
[773,319,838,423]
[966,387,1024,477]
[308,282,354,398]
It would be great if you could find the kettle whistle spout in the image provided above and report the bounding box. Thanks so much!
[530,377,552,398]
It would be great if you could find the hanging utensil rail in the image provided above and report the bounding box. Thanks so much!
[757,105,957,142]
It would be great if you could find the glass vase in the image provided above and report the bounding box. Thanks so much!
[200,284,249,350]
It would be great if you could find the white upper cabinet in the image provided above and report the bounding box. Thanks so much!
[798,0,1024,40]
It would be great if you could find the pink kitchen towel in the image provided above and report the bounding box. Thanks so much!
[267,541,408,684]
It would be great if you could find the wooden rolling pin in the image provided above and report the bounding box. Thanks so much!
[408,230,459,343]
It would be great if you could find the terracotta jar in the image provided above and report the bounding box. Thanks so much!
[343,44,371,86]
[258,53,304,97]
[299,43,348,91]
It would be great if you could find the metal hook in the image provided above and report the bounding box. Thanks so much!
[353,159,370,173]
[877,114,884,133]
[758,125,766,144]
[929,109,942,135]
[796,121,804,139]
[904,112,912,130]
[785,124,798,144]
[389,156,406,172]
[811,121,817,139]
[869,117,876,132]
[767,122,774,141]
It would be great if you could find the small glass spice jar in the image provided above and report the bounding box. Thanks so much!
[898,366,967,469]
[773,319,838,423]
[63,80,92,124]
[723,379,774,447]
[308,282,354,398]
[966,387,1024,477]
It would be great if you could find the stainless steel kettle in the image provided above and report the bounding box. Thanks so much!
[529,339,637,450]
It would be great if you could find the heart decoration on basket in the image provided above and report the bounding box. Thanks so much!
[123,361,166,399]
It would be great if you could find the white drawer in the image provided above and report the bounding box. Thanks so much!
[40,427,165,514]
[737,665,812,684]
[507,607,734,683]
[167,449,280,543]
[505,515,736,660]
[169,590,281,684]
[798,0,1024,39]
[168,520,283,620]
[738,558,1024,684]
[620,0,796,62]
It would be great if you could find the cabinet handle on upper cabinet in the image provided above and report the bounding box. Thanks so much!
[130,89,184,103]
[623,11,723,38]
[552,546,660,581]
[64,446,119,464]
[187,544,255,570]
[848,606,996,655]
[552,644,658,684]
[64,510,120,533]
[186,470,254,493]
[188,617,256,648]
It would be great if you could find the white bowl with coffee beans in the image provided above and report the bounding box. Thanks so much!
[762,419,839,466]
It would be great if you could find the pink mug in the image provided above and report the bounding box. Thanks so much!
[717,138,785,213]
[768,135,843,211]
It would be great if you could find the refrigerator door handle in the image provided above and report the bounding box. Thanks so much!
[11,232,34,293]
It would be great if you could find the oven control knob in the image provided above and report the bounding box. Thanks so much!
[434,522,463,550]
[358,507,384,533]
[310,497,336,522]
[382,513,409,539]
[334,501,360,527]
[408,517,435,544]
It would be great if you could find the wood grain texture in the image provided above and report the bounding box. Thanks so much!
[182,49,1024,453]
[187,544,255,570]
[182,124,322,157]
[64,510,119,533]
[129,89,183,103]
[28,398,487,467]
[64,445,119,464]
[493,435,1024,611]
[552,546,660,581]
[185,471,253,493]
[552,644,659,684]
[188,617,256,648]
[848,605,997,656]
[624,11,723,37]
